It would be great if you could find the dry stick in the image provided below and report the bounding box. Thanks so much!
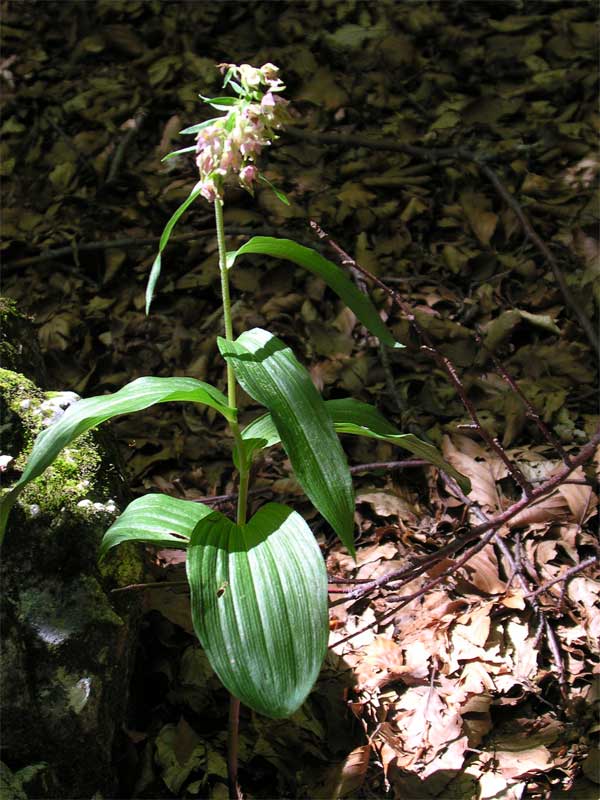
[474,329,572,466]
[331,526,499,648]
[191,460,428,505]
[227,696,243,800]
[445,476,570,699]
[480,165,600,359]
[111,579,188,594]
[310,220,534,495]
[284,127,599,358]
[4,227,278,270]
[527,557,599,602]
[104,108,147,186]
[332,427,600,606]
[346,251,404,411]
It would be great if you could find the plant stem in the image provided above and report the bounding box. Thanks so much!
[227,695,242,799]
[215,198,236,410]
[214,197,248,799]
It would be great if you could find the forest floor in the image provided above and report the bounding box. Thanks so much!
[1,1,599,798]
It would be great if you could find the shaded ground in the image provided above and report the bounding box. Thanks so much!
[1,1,598,798]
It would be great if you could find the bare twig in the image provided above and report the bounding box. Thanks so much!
[191,460,428,506]
[331,427,600,605]
[285,127,599,358]
[474,328,572,465]
[228,696,243,800]
[526,557,598,602]
[3,226,278,271]
[111,579,188,593]
[104,108,147,186]
[310,220,535,495]
[480,165,599,358]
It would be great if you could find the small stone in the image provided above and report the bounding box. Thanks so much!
[77,499,93,509]
[0,454,14,471]
[19,398,31,410]
[28,504,41,517]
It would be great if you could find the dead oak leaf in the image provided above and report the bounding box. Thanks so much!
[442,435,508,513]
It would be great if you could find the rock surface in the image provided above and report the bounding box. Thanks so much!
[0,343,143,797]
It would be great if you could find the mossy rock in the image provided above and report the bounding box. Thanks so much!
[0,297,47,386]
[0,368,144,799]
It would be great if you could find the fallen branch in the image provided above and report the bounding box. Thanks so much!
[3,226,278,271]
[311,220,535,495]
[526,556,598,602]
[474,328,572,466]
[286,126,599,358]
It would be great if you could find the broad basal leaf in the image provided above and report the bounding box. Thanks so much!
[100,494,213,559]
[146,184,204,314]
[0,377,231,543]
[186,503,328,718]
[242,397,471,493]
[226,237,402,349]
[218,328,355,554]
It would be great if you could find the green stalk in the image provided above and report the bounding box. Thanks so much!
[214,198,249,525]
[215,198,236,410]
[214,196,246,800]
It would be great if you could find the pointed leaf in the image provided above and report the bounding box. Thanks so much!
[179,118,220,135]
[161,145,197,162]
[100,494,213,559]
[219,328,355,554]
[225,237,402,349]
[326,398,471,492]
[242,398,471,493]
[257,174,290,206]
[1,377,232,542]
[146,184,204,313]
[187,503,328,718]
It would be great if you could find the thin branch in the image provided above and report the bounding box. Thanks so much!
[104,108,147,186]
[191,460,428,505]
[331,427,600,605]
[111,579,188,594]
[474,329,572,465]
[310,220,535,495]
[3,226,278,271]
[480,165,599,358]
[330,526,498,647]
[285,127,599,358]
[526,557,598,601]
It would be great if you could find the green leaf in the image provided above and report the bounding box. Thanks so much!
[0,377,232,544]
[146,184,204,314]
[161,145,196,162]
[186,503,328,718]
[326,398,471,492]
[179,118,220,135]
[199,94,238,110]
[100,494,213,559]
[242,398,471,493]
[219,328,355,554]
[258,174,290,206]
[226,237,402,349]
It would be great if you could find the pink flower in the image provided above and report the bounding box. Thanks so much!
[189,63,288,202]
[239,165,258,187]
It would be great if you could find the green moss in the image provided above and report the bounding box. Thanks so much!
[1,367,144,586]
[0,369,112,522]
[0,369,105,516]
[99,541,145,587]
[0,299,24,369]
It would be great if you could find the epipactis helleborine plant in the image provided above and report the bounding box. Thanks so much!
[0,63,469,722]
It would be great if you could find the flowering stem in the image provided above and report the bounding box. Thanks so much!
[215,198,236,409]
[214,196,247,798]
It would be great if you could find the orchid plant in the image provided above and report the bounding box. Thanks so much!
[0,64,469,726]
